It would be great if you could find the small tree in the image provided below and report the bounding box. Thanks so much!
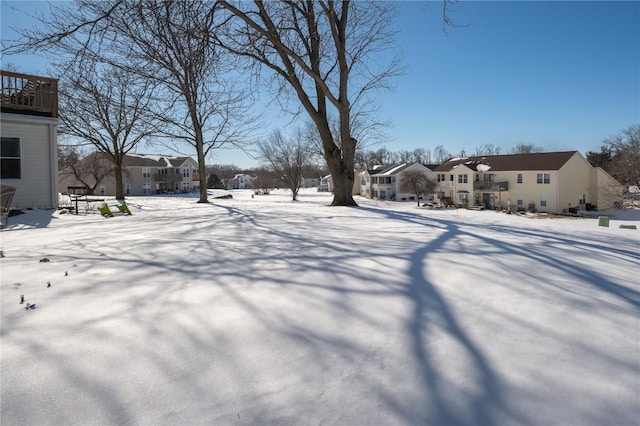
[58,147,113,195]
[398,169,436,206]
[206,173,225,189]
[258,129,316,201]
[604,124,640,188]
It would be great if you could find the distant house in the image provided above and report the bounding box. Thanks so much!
[1,70,59,209]
[318,174,332,192]
[433,151,623,212]
[359,163,435,201]
[319,173,360,195]
[302,176,321,188]
[226,173,253,190]
[58,153,200,196]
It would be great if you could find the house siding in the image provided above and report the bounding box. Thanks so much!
[1,114,58,209]
[557,153,592,211]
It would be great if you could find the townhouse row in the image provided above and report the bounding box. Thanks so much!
[355,151,623,213]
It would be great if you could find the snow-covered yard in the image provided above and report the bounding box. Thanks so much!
[2,189,638,425]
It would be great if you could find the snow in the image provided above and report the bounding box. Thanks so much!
[476,163,492,172]
[2,189,639,425]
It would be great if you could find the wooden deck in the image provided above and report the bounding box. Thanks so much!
[1,70,58,118]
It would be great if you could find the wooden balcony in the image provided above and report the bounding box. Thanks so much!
[1,70,58,118]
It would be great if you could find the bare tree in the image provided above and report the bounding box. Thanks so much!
[7,0,256,203]
[398,169,436,206]
[510,142,545,154]
[58,147,113,194]
[474,143,502,156]
[433,144,452,164]
[58,61,158,200]
[120,1,257,203]
[412,148,432,165]
[604,124,640,187]
[216,1,407,206]
[258,128,316,201]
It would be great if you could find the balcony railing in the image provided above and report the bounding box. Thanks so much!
[1,70,58,118]
[473,181,509,191]
[438,181,454,188]
[153,173,182,183]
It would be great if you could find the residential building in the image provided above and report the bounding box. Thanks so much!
[360,163,436,201]
[226,173,253,190]
[59,153,200,196]
[1,70,59,209]
[433,151,623,212]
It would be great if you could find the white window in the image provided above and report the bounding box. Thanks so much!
[458,174,468,184]
[142,168,150,178]
[517,196,523,206]
[142,183,151,194]
[100,184,106,196]
[183,182,190,191]
[537,173,550,184]
[517,173,523,184]
[540,194,547,207]
[183,167,189,177]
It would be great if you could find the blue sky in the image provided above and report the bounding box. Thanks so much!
[2,1,639,167]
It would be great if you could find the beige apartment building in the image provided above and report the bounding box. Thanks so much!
[59,153,200,196]
[433,151,623,213]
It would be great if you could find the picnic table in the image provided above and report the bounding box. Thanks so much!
[69,194,106,215]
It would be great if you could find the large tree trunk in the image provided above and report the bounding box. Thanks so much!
[114,161,125,201]
[329,165,356,206]
[197,149,208,203]
[325,142,357,207]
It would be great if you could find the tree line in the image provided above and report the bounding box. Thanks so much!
[7,0,453,206]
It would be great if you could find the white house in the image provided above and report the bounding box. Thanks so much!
[360,163,435,201]
[1,70,59,209]
[227,173,253,190]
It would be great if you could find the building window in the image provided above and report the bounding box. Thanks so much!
[0,137,21,179]
[142,183,151,194]
[540,195,547,207]
[458,174,468,184]
[517,173,523,184]
[537,173,550,184]
[517,196,523,206]
[142,168,150,178]
[437,174,446,182]
[183,167,189,177]
[372,176,378,184]
[100,184,106,196]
